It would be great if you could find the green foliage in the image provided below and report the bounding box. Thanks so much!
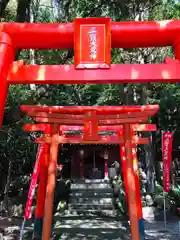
[154,183,180,213]
[150,0,180,20]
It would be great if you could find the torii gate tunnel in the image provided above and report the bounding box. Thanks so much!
[0,17,176,239]
[21,105,159,240]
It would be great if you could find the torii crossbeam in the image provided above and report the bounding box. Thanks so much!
[0,18,180,128]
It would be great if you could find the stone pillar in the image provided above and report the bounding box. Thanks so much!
[80,149,84,178]
[104,149,109,179]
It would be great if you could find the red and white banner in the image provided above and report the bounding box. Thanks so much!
[162,132,173,192]
[24,144,44,219]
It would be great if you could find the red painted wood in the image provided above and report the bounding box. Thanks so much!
[34,116,149,125]
[7,63,180,84]
[35,135,149,145]
[0,33,15,126]
[60,124,157,132]
[42,128,59,240]
[1,20,180,49]
[24,111,157,120]
[20,104,159,114]
[35,143,49,218]
[35,125,52,219]
[123,124,139,240]
[24,123,157,132]
[132,144,143,220]
[24,123,49,132]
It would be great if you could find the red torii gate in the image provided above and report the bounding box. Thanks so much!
[24,122,156,181]
[0,17,178,240]
[0,18,180,127]
[21,104,158,240]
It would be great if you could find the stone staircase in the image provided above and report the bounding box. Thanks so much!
[52,180,128,239]
[68,179,115,217]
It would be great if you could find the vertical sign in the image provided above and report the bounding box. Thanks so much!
[83,111,99,141]
[74,18,111,69]
[120,145,128,201]
[162,132,173,192]
[24,144,44,219]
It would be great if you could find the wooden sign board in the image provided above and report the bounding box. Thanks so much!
[74,18,111,69]
[83,111,99,141]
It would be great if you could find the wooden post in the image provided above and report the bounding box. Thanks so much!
[0,33,15,126]
[120,145,128,201]
[42,127,59,240]
[132,144,144,239]
[33,125,52,239]
[33,143,50,239]
[123,124,139,240]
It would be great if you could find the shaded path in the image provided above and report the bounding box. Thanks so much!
[53,215,128,240]
[0,216,180,239]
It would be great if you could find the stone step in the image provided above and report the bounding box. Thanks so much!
[66,209,116,217]
[72,179,110,184]
[69,197,113,205]
[69,203,113,210]
[53,217,125,229]
[70,191,113,198]
[55,229,128,240]
[52,218,128,240]
[71,183,112,189]
[2,220,129,240]
[70,187,113,193]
